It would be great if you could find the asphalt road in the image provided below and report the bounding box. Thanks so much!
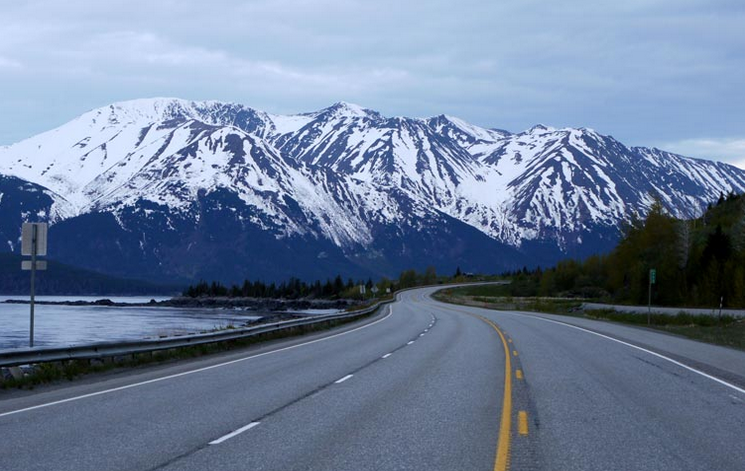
[1,286,744,470]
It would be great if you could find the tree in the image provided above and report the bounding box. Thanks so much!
[333,275,345,295]
[399,269,418,289]
[675,220,691,269]
[423,266,437,285]
[538,269,556,296]
[377,277,393,294]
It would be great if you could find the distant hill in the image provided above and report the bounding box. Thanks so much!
[0,253,180,296]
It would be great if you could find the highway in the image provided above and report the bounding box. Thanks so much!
[1,286,744,470]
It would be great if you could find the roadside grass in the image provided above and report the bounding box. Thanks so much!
[446,283,512,298]
[435,286,745,352]
[584,309,738,327]
[654,322,745,351]
[584,309,745,350]
[433,287,583,315]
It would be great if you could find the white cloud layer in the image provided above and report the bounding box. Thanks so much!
[661,138,745,169]
[0,0,744,160]
[0,56,22,69]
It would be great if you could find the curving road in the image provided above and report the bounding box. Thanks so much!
[1,286,744,470]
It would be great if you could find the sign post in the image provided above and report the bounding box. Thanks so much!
[21,223,48,348]
[648,268,656,325]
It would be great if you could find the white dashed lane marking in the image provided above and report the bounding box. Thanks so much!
[334,374,354,384]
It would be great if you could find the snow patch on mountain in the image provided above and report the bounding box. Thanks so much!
[2,97,745,259]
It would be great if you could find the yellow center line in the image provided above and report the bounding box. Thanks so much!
[518,411,529,436]
[516,369,523,380]
[476,315,512,471]
[426,303,513,471]
[513,350,518,356]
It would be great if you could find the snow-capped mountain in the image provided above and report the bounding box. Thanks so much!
[1,98,743,283]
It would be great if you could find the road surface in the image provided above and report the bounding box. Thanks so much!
[1,286,744,470]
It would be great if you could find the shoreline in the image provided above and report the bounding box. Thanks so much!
[2,296,360,313]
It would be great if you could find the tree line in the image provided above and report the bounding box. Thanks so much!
[184,276,375,299]
[182,265,475,299]
[510,192,745,308]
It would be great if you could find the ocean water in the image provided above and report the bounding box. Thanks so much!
[0,296,263,350]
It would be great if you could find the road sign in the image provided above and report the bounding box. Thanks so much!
[22,260,47,271]
[371,286,379,294]
[360,285,366,294]
[650,269,656,284]
[21,223,48,256]
[21,222,49,348]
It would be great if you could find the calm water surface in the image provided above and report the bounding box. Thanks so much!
[0,295,263,350]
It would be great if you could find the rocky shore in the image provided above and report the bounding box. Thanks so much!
[3,296,359,313]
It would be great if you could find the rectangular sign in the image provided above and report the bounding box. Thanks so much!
[22,260,47,271]
[21,223,48,256]
[650,268,656,284]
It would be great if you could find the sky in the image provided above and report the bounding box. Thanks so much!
[1,0,744,166]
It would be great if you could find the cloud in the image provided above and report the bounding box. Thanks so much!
[50,30,415,106]
[0,56,22,69]
[661,138,745,168]
[1,0,744,147]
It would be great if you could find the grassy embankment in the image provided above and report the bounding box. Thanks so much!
[434,284,745,351]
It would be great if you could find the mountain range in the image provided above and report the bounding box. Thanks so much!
[1,98,743,284]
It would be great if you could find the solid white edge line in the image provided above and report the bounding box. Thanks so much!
[209,421,260,445]
[0,306,396,419]
[382,353,392,359]
[407,341,415,345]
[334,374,353,384]
[516,312,745,396]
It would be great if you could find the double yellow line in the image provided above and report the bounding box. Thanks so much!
[476,314,513,471]
[428,303,518,470]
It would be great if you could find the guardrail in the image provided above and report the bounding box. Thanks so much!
[0,299,394,369]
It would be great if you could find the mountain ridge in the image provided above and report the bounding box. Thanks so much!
[1,98,743,282]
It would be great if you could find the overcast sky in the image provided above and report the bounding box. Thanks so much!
[1,0,744,166]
